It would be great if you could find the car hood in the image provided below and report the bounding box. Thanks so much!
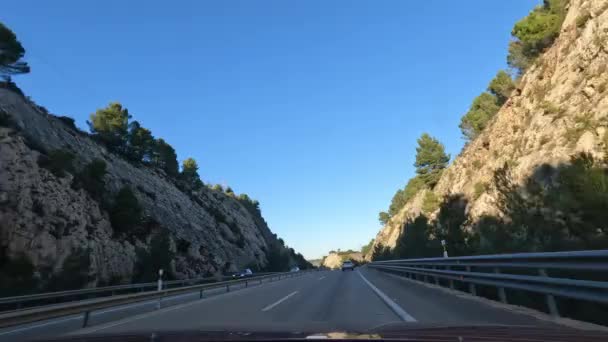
[38,324,608,342]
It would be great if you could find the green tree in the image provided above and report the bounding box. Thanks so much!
[37,149,75,178]
[88,102,131,151]
[414,134,450,188]
[551,153,608,241]
[508,0,567,74]
[152,138,179,177]
[0,252,36,296]
[371,242,393,261]
[46,248,91,291]
[394,215,433,258]
[264,244,290,271]
[127,121,155,162]
[436,195,470,256]
[73,159,107,200]
[488,70,515,105]
[459,93,500,141]
[181,158,203,189]
[133,230,175,282]
[507,41,533,74]
[378,211,390,225]
[0,22,30,78]
[421,191,440,214]
[109,186,142,234]
[361,239,374,256]
[387,176,426,217]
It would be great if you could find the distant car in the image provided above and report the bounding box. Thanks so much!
[341,260,354,271]
[290,266,300,272]
[232,268,253,278]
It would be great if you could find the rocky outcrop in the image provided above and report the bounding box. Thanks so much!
[370,0,608,255]
[0,88,295,286]
[321,251,363,269]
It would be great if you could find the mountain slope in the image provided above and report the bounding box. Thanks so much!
[0,87,305,291]
[369,0,608,257]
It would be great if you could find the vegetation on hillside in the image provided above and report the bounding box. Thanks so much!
[415,134,451,188]
[372,150,608,325]
[377,0,570,232]
[379,133,449,223]
[373,151,608,261]
[0,22,30,79]
[0,21,306,286]
[361,239,374,256]
[460,71,515,141]
[508,0,567,74]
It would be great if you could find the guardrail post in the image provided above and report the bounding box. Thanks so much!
[538,268,559,317]
[245,280,248,288]
[423,267,429,283]
[447,266,454,289]
[200,289,204,298]
[494,268,507,303]
[82,310,90,328]
[226,284,230,293]
[466,266,476,296]
[433,267,439,285]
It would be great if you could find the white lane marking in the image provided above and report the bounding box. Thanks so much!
[76,275,305,335]
[1,273,309,337]
[0,315,82,336]
[78,295,209,334]
[356,270,417,322]
[318,276,326,280]
[261,291,298,312]
[93,290,202,316]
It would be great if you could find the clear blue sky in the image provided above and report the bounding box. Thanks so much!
[3,0,537,259]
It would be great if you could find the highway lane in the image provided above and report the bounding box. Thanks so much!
[2,268,559,340]
[0,274,302,341]
[69,268,554,337]
[71,269,397,334]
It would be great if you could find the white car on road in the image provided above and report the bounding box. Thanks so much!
[341,260,355,271]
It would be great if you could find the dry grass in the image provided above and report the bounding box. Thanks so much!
[596,1,608,16]
[563,112,605,146]
[473,182,489,200]
[576,11,592,29]
[539,135,551,146]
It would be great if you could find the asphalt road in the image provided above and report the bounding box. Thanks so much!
[2,268,557,341]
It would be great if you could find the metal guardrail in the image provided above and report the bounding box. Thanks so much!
[368,249,608,317]
[0,272,278,312]
[0,270,313,329]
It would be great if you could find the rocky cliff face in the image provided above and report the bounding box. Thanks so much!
[0,88,294,286]
[370,0,608,255]
[321,251,363,269]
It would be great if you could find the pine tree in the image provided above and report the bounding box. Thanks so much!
[0,23,30,78]
[414,134,450,188]
[88,102,131,151]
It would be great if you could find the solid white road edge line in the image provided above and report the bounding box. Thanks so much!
[261,291,298,312]
[0,288,227,335]
[0,315,82,336]
[356,270,417,322]
[75,274,309,335]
